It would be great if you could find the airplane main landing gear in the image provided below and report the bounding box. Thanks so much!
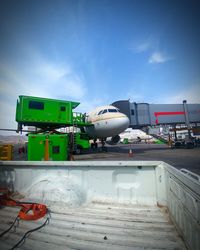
[91,139,108,152]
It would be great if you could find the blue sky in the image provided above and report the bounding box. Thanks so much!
[0,0,200,132]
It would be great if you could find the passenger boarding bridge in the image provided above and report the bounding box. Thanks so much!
[112,100,200,131]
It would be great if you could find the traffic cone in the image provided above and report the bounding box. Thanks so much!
[129,149,133,157]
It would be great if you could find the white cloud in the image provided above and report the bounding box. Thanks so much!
[132,42,151,53]
[33,63,87,100]
[168,85,200,104]
[0,58,87,99]
[0,49,113,134]
[155,84,200,104]
[36,63,71,80]
[0,53,88,134]
[130,39,173,65]
[148,52,172,64]
[77,99,106,113]
[0,99,17,131]
[125,91,145,103]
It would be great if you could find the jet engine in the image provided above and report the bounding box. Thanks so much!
[106,135,120,145]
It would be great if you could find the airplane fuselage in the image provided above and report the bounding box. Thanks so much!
[85,105,130,139]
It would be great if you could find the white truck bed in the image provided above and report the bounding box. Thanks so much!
[0,203,186,250]
[0,161,199,249]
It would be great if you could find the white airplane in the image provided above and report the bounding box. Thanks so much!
[84,105,130,144]
[119,128,153,143]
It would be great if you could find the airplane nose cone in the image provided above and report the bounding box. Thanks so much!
[119,115,130,131]
[108,113,130,136]
[85,111,130,138]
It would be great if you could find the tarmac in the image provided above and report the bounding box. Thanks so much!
[74,143,200,175]
[13,142,200,175]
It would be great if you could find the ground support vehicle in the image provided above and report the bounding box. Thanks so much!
[15,96,92,161]
[73,132,90,155]
[171,138,200,149]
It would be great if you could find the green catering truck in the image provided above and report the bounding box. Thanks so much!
[16,95,80,129]
[73,132,91,155]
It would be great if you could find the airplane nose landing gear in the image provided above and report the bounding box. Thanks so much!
[101,139,108,152]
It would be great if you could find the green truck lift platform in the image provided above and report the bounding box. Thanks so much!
[16,95,91,130]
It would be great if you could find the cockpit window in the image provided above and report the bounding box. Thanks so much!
[98,110,104,115]
[108,109,119,113]
[102,109,108,114]
[98,108,119,115]
[97,109,108,115]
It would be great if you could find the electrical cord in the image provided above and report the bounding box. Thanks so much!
[9,209,51,250]
[0,215,20,237]
[0,207,50,250]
